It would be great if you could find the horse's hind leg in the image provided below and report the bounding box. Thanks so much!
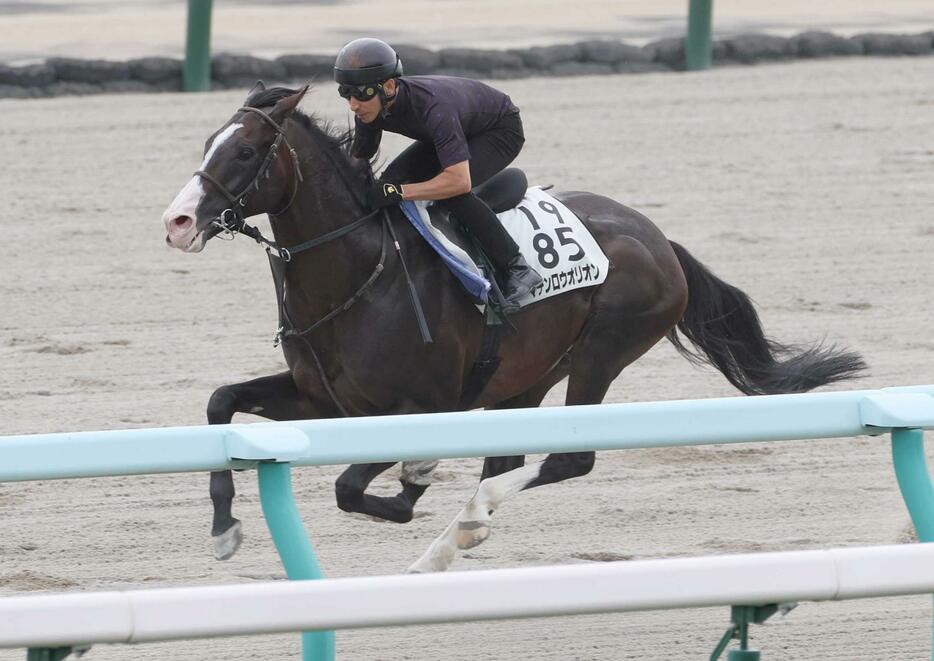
[410,321,670,573]
[407,363,568,573]
[335,462,432,523]
[207,371,329,560]
[515,320,677,495]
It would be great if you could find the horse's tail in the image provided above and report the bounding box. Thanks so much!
[666,241,867,395]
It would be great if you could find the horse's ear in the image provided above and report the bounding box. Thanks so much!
[269,85,309,124]
[245,80,266,104]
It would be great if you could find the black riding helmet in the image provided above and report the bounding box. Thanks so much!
[334,38,404,86]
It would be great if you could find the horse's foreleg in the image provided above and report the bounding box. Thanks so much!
[207,371,328,560]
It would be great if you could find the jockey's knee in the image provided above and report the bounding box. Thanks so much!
[441,191,473,214]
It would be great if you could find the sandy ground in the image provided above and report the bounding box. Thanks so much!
[0,0,933,64]
[1,55,934,659]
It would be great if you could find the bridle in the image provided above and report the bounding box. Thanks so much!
[195,106,304,251]
[193,105,389,416]
[193,104,385,259]
[191,103,433,416]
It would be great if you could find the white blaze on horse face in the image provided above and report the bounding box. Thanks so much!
[162,123,244,252]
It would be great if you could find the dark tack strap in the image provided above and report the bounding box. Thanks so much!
[194,168,239,205]
[278,216,390,343]
[285,209,380,256]
[458,319,505,409]
[384,209,433,344]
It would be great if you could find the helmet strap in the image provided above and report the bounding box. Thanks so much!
[378,82,397,118]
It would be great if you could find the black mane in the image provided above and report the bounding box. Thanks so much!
[245,85,374,184]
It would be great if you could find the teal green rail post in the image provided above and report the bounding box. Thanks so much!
[184,0,213,92]
[685,0,713,71]
[257,462,335,661]
[891,428,934,661]
[26,647,73,661]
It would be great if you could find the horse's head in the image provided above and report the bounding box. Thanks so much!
[162,82,308,252]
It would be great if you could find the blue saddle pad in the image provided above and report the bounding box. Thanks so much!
[398,200,491,304]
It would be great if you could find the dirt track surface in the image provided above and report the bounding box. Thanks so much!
[1,56,933,659]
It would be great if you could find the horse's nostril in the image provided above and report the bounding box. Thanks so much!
[172,216,193,230]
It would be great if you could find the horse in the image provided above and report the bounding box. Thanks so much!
[161,83,866,572]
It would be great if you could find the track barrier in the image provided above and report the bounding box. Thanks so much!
[1,384,933,659]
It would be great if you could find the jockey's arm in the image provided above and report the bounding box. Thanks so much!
[400,161,471,201]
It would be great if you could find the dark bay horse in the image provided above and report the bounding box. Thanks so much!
[161,84,865,570]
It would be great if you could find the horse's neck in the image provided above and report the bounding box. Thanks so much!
[269,148,382,314]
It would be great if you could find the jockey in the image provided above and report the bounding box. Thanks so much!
[334,37,543,313]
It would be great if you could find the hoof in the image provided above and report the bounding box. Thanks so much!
[406,553,450,574]
[213,520,243,561]
[407,542,456,574]
[456,520,491,549]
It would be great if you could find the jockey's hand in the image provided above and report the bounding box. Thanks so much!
[368,180,404,209]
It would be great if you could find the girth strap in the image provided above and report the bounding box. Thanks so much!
[459,318,505,409]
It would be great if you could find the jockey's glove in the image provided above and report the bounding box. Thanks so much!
[368,180,404,209]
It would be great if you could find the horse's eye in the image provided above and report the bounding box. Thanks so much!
[237,147,255,161]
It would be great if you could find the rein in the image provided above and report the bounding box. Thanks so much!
[196,102,433,414]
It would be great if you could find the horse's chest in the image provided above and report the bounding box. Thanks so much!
[283,334,464,415]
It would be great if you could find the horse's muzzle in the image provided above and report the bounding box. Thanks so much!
[164,214,205,252]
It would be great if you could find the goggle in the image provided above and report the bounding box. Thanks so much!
[338,83,381,101]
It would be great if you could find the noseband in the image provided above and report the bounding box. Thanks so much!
[195,106,304,240]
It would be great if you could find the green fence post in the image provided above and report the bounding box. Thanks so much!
[257,462,335,661]
[183,0,213,92]
[26,648,73,661]
[891,428,934,661]
[685,0,713,71]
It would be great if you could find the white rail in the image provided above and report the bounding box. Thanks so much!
[2,544,932,649]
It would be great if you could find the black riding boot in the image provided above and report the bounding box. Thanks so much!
[444,192,543,312]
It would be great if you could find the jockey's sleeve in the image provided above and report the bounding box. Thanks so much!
[351,117,382,160]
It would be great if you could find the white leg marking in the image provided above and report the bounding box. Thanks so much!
[213,520,243,561]
[401,459,439,486]
[407,462,544,573]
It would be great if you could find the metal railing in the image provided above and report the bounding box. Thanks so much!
[2,384,933,659]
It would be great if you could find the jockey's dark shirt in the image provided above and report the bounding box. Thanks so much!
[350,75,519,169]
